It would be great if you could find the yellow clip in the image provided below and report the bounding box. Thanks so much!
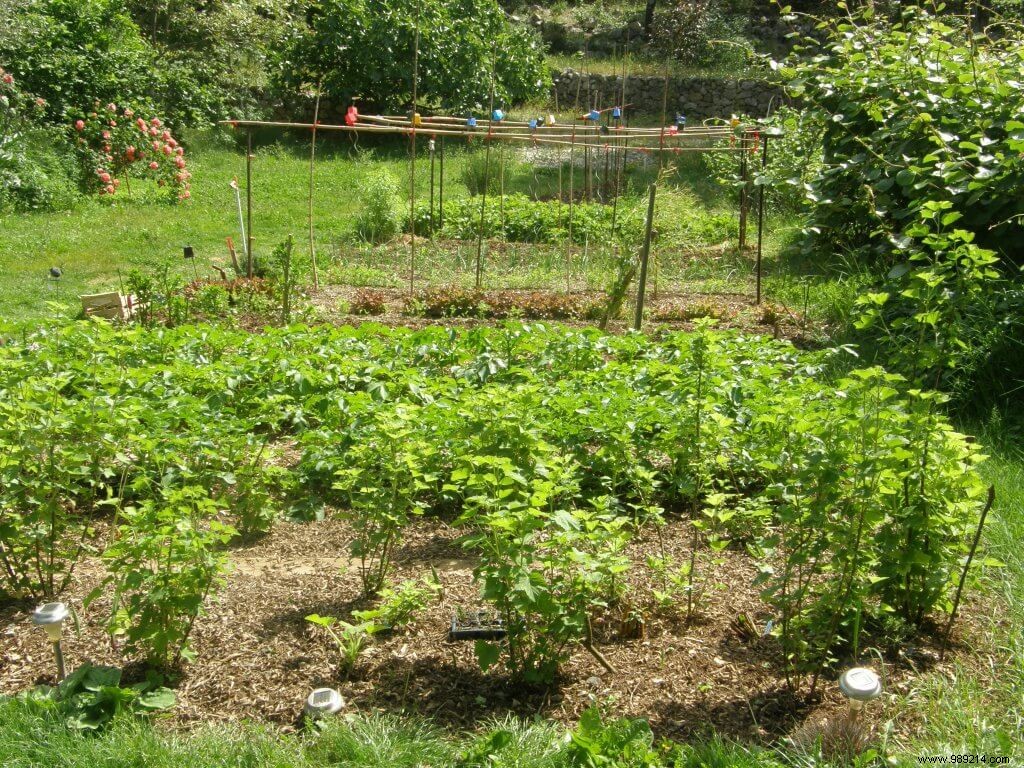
[730,116,741,128]
[412,113,423,127]
[545,113,556,127]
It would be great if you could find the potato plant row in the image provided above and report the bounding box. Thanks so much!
[0,321,986,685]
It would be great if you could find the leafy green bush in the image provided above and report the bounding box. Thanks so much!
[96,486,236,668]
[279,0,549,113]
[652,0,752,68]
[0,66,78,212]
[781,6,1024,398]
[52,663,175,731]
[354,167,402,243]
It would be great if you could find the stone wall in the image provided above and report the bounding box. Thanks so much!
[552,69,786,120]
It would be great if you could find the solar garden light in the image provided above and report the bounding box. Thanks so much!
[304,687,344,720]
[839,667,882,720]
[32,602,69,681]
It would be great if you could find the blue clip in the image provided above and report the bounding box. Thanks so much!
[612,106,621,119]
[491,109,504,122]
[467,116,477,128]
[588,109,600,122]
[528,118,538,130]
[676,114,687,127]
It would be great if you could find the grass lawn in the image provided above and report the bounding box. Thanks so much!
[0,127,801,326]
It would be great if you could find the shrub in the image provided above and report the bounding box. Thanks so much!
[0,66,78,212]
[280,0,549,113]
[354,168,401,243]
[458,452,632,683]
[652,0,752,69]
[782,6,1024,398]
[96,486,235,668]
[71,104,191,201]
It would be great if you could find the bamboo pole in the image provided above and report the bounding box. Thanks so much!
[246,128,254,277]
[408,5,420,298]
[438,136,445,230]
[476,55,496,290]
[308,89,321,290]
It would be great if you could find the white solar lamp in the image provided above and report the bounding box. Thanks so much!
[32,602,69,681]
[304,687,344,719]
[839,667,882,719]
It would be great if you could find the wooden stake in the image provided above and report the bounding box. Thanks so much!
[308,89,321,290]
[438,136,445,230]
[633,183,657,331]
[756,135,768,305]
[476,55,496,290]
[940,485,996,661]
[246,128,254,277]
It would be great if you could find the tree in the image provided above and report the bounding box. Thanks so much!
[278,0,549,113]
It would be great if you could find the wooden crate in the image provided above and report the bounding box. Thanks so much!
[80,292,138,321]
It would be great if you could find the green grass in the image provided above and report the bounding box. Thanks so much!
[0,697,788,768]
[0,129,775,323]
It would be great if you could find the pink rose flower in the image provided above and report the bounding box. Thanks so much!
[75,120,85,131]
[99,172,111,183]
[1,73,13,85]
[150,117,162,127]
[174,157,186,169]
[149,161,159,170]
[105,184,115,195]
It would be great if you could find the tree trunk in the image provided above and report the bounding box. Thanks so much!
[643,0,657,39]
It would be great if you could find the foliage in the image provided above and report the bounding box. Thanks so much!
[407,287,604,321]
[71,103,190,201]
[0,0,189,125]
[0,321,990,685]
[410,193,644,245]
[354,167,402,243]
[460,148,522,197]
[53,663,175,731]
[565,707,661,768]
[652,0,752,68]
[780,5,1024,398]
[457,450,632,682]
[350,288,388,315]
[701,106,824,213]
[333,406,435,595]
[94,485,236,668]
[0,66,78,212]
[352,576,441,630]
[305,614,376,676]
[279,0,549,113]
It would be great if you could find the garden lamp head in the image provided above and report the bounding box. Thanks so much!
[466,115,477,128]
[32,602,69,642]
[839,667,881,711]
[304,687,344,718]
[491,109,504,123]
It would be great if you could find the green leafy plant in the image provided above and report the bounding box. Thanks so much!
[53,663,175,731]
[457,451,631,683]
[354,167,401,244]
[94,486,235,668]
[352,576,441,631]
[305,614,375,676]
[280,0,548,113]
[333,406,436,595]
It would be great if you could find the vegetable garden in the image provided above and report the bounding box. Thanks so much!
[0,320,992,738]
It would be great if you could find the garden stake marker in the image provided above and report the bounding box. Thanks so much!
[475,53,496,290]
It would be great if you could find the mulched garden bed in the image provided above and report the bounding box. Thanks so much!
[2,514,978,741]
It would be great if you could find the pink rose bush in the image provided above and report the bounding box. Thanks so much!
[72,100,191,202]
